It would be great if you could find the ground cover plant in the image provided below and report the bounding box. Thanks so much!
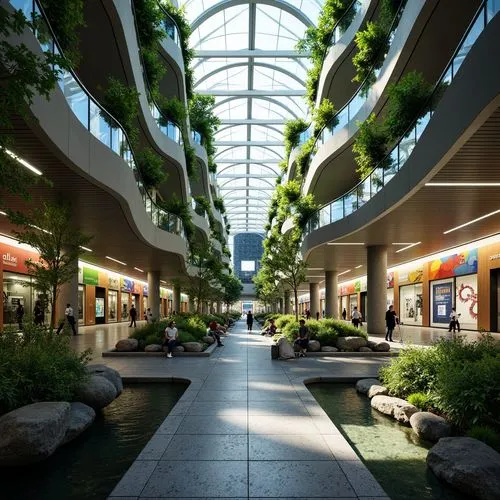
[0,323,92,414]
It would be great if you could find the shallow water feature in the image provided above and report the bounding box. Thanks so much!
[308,383,470,500]
[0,382,187,500]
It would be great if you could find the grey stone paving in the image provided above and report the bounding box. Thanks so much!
[106,321,390,499]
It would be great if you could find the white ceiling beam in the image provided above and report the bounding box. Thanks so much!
[215,141,283,147]
[216,159,281,163]
[195,50,310,58]
[218,173,278,178]
[219,186,275,191]
[220,119,287,125]
[199,89,304,96]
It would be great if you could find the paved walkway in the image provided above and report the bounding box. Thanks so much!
[106,321,390,499]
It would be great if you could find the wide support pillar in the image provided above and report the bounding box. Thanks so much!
[147,271,160,320]
[56,270,78,332]
[367,245,388,334]
[216,301,222,314]
[325,270,338,319]
[173,284,181,315]
[309,282,320,319]
[284,290,291,314]
[279,298,284,314]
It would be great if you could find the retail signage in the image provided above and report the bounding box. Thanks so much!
[133,282,142,294]
[387,272,394,288]
[121,277,134,292]
[398,268,423,285]
[82,267,99,286]
[0,242,37,274]
[340,283,355,296]
[432,281,453,324]
[108,275,119,290]
[429,249,478,280]
[143,284,148,296]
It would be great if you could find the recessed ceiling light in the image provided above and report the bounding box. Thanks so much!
[327,242,365,246]
[105,256,126,266]
[307,275,324,278]
[392,243,413,245]
[0,210,6,216]
[308,267,323,270]
[395,242,421,253]
[160,280,167,284]
[134,267,144,272]
[443,209,500,234]
[80,246,92,252]
[426,182,500,186]
[6,149,42,176]
[338,269,352,276]
[355,265,363,269]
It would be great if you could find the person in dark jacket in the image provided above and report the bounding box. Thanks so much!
[129,305,137,327]
[385,305,398,342]
[246,311,253,332]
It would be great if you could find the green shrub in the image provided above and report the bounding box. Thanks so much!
[178,331,196,343]
[282,320,300,342]
[284,118,310,156]
[312,98,338,135]
[144,333,162,346]
[321,318,368,338]
[407,392,432,410]
[159,96,187,126]
[314,325,339,346]
[379,346,440,397]
[135,147,167,189]
[275,314,296,330]
[467,425,500,452]
[0,324,92,414]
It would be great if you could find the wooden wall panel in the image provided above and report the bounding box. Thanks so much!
[85,285,95,325]
[422,263,430,327]
[477,243,500,331]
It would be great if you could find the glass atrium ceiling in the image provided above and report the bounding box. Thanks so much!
[180,0,321,235]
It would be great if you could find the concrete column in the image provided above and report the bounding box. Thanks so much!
[56,269,78,332]
[367,245,387,334]
[216,302,222,314]
[309,282,320,319]
[147,271,160,320]
[284,290,291,314]
[173,284,181,315]
[279,298,284,314]
[325,270,339,318]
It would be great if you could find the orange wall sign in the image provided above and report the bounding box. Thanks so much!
[0,242,38,274]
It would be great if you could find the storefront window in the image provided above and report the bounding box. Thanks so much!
[431,278,454,328]
[387,288,394,308]
[3,272,32,328]
[120,292,129,321]
[341,296,348,318]
[399,284,423,325]
[455,274,477,330]
[349,294,358,317]
[108,290,118,322]
[78,285,85,325]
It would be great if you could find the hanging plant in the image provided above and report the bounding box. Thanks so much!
[284,118,310,157]
[312,98,338,136]
[135,147,167,190]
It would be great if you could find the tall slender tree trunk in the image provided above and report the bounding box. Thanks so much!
[51,284,58,330]
[294,285,299,322]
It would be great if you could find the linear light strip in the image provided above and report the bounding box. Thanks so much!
[338,269,351,276]
[105,255,126,266]
[80,246,92,252]
[426,182,500,186]
[327,242,365,246]
[355,265,363,269]
[395,242,421,253]
[6,149,42,176]
[134,267,144,273]
[443,209,500,234]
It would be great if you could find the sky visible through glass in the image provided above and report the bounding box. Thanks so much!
[180,0,321,242]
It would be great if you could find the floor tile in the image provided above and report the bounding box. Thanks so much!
[338,460,388,497]
[162,434,247,461]
[176,415,248,434]
[322,435,360,461]
[249,461,356,498]
[140,461,247,498]
[249,415,318,434]
[195,390,247,402]
[247,401,310,416]
[249,434,334,461]
[185,401,248,415]
[137,434,174,461]
[109,460,157,497]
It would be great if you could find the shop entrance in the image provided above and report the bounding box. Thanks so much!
[95,287,106,325]
[360,292,367,322]
[490,269,500,332]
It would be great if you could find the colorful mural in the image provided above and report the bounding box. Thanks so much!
[429,249,478,280]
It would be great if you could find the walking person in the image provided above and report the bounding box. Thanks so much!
[246,310,253,332]
[33,300,44,326]
[57,303,77,335]
[129,304,137,327]
[15,303,24,331]
[351,306,362,328]
[146,307,153,324]
[448,308,461,334]
[342,308,347,321]
[385,305,398,342]
[163,320,179,358]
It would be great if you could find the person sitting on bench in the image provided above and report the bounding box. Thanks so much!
[294,319,310,357]
[261,318,277,336]
[208,320,224,346]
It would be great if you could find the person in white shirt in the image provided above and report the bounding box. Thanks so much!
[56,303,77,335]
[448,308,461,333]
[351,307,362,328]
[163,320,179,358]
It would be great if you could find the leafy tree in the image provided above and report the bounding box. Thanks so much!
[8,201,92,329]
[220,273,242,315]
[0,6,67,201]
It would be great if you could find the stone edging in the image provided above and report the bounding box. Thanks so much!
[102,341,218,358]
[302,351,398,357]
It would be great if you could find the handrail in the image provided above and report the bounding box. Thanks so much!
[303,0,499,238]
[10,0,188,242]
[156,1,181,48]
[295,0,408,169]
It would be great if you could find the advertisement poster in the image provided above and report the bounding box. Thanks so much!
[95,297,105,318]
[429,249,478,280]
[387,272,394,288]
[108,275,120,290]
[456,274,478,330]
[432,281,453,325]
[398,267,424,285]
[121,277,134,292]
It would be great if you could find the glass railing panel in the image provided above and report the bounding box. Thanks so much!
[371,167,384,194]
[192,131,202,144]
[453,14,484,76]
[383,156,398,185]
[415,111,431,141]
[348,92,366,120]
[399,131,416,167]
[11,0,33,18]
[89,102,112,148]
[110,126,122,156]
[331,199,343,222]
[62,72,89,129]
[319,206,331,227]
[358,178,371,207]
[487,0,500,19]
[344,191,357,217]
[335,107,349,131]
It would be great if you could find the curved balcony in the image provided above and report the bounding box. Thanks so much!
[316,0,377,109]
[299,0,481,204]
[301,0,500,258]
[8,0,192,272]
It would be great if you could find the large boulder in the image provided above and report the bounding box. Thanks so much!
[86,364,123,395]
[321,346,338,352]
[367,385,389,399]
[202,336,215,345]
[115,338,138,352]
[410,412,451,442]
[374,342,391,352]
[144,344,162,352]
[307,340,321,352]
[359,347,372,352]
[172,345,185,353]
[0,402,70,466]
[336,336,367,351]
[356,378,381,395]
[76,375,117,410]
[427,437,500,500]
[61,403,96,445]
[371,395,419,424]
[366,340,378,350]
[181,342,203,352]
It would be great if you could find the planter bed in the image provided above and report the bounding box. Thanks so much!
[102,341,218,358]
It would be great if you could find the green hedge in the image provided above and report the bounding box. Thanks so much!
[379,335,500,430]
[0,324,92,414]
